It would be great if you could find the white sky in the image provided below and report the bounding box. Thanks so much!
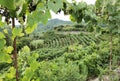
[67,0,96,4]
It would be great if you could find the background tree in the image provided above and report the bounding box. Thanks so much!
[95,0,120,70]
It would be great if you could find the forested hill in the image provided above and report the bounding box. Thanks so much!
[33,18,72,33]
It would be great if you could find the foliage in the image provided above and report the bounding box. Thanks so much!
[18,46,39,81]
[0,0,120,81]
[32,34,120,80]
[54,24,86,32]
[43,33,102,48]
[37,60,87,81]
[95,0,120,34]
[34,47,67,61]
[0,33,12,63]
[0,0,65,81]
[0,30,14,80]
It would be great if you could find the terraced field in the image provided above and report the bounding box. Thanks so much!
[43,33,103,48]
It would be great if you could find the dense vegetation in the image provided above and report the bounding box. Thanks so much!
[16,30,120,81]
[0,0,120,81]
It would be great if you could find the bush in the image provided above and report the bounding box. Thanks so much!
[37,60,87,81]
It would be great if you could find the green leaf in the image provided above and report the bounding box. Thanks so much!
[27,9,51,25]
[3,29,8,34]
[0,52,12,63]
[0,39,6,50]
[0,0,16,10]
[39,10,51,24]
[0,15,2,21]
[23,68,34,81]
[26,9,51,34]
[6,67,15,79]
[95,0,104,8]
[70,15,76,22]
[5,46,13,54]
[77,2,87,10]
[0,32,5,39]
[21,46,30,53]
[22,76,27,81]
[5,54,12,63]
[12,27,21,36]
[30,61,39,71]
[0,73,5,79]
[12,27,24,37]
[36,3,46,11]
[0,22,6,28]
[48,0,63,13]
[0,78,3,81]
[25,24,37,34]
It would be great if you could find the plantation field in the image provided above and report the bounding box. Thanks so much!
[0,22,120,81]
[0,0,120,81]
[25,31,120,81]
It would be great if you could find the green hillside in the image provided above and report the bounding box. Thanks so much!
[33,19,72,33]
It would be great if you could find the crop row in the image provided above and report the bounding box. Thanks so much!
[43,34,102,48]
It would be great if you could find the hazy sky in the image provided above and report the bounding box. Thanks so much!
[67,0,96,4]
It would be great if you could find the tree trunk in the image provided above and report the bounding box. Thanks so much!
[12,18,19,81]
[109,33,113,71]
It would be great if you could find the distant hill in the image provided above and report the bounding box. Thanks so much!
[33,18,72,33]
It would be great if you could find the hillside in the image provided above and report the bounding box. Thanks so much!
[33,19,72,33]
